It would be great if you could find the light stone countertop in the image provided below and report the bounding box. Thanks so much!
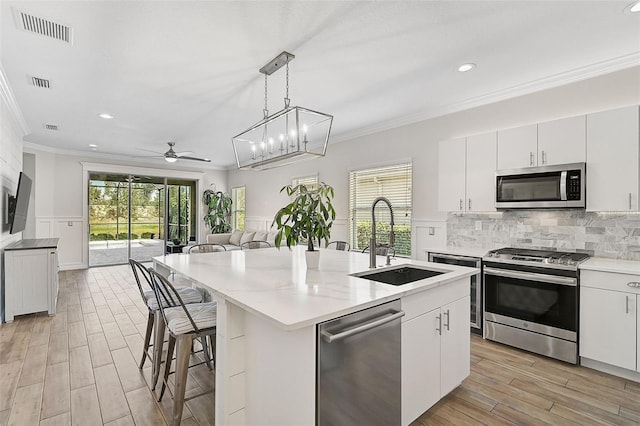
[153,246,477,330]
[423,246,491,258]
[580,257,640,275]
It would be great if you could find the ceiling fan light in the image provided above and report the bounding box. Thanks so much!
[458,63,476,72]
[165,157,177,163]
[628,0,640,12]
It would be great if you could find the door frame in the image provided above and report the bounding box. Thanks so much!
[81,162,204,268]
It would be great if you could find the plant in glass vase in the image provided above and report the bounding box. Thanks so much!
[272,182,336,268]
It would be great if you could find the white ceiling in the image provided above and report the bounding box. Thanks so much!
[2,1,639,169]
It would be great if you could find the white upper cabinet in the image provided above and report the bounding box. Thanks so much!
[438,133,497,212]
[497,124,537,170]
[497,116,586,170]
[537,115,586,166]
[438,137,466,212]
[586,106,639,212]
[466,132,497,212]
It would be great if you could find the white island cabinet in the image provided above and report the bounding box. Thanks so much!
[153,247,475,426]
[4,238,59,323]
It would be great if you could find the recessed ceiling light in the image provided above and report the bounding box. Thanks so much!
[626,0,640,12]
[89,144,98,150]
[458,63,476,73]
[98,113,114,119]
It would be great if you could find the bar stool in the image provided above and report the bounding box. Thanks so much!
[128,259,204,389]
[149,269,217,426]
[187,243,226,253]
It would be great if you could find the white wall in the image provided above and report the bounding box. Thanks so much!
[227,66,640,255]
[1,67,27,322]
[23,147,228,269]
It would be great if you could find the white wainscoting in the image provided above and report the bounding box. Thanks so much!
[412,219,447,260]
[36,216,86,270]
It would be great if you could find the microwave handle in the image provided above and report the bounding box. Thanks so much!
[560,171,567,201]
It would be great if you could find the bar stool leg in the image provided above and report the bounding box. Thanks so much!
[201,336,212,370]
[159,335,176,402]
[140,311,154,369]
[152,311,165,390]
[172,335,194,426]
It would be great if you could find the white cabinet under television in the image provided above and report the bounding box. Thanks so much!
[4,238,59,323]
[586,106,639,212]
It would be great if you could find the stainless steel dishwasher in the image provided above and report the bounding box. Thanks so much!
[317,299,404,426]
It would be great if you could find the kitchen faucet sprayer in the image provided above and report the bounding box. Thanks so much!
[370,197,395,268]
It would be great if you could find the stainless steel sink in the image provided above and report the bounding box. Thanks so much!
[352,265,445,286]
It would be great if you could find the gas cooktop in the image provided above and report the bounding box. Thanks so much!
[484,247,590,269]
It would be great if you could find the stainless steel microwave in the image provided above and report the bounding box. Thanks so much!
[495,162,585,209]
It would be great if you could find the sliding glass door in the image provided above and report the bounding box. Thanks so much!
[89,173,195,266]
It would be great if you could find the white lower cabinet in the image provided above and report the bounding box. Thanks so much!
[5,245,59,322]
[401,279,470,425]
[580,270,640,373]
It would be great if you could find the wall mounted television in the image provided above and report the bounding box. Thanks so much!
[8,172,32,234]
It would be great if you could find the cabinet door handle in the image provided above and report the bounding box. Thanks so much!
[628,282,640,288]
[444,309,450,331]
[630,193,633,210]
[468,199,472,211]
[459,199,463,211]
[541,150,546,165]
[436,313,442,335]
[529,152,534,166]
[626,295,630,314]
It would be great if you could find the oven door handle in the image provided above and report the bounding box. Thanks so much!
[484,267,577,287]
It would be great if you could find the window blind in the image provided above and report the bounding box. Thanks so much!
[349,163,412,256]
[291,174,318,191]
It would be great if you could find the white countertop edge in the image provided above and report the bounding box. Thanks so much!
[580,257,640,275]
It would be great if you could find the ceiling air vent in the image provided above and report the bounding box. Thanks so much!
[43,124,59,131]
[17,11,72,44]
[30,76,51,89]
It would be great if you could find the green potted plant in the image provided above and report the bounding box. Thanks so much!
[272,182,336,268]
[203,189,232,234]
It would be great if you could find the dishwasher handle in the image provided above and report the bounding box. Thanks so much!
[321,310,405,343]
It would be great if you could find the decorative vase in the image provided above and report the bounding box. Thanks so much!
[305,250,320,269]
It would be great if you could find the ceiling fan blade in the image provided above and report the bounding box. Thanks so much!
[178,155,211,162]
[175,151,194,156]
[137,147,165,155]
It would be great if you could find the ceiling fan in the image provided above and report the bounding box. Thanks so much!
[139,142,211,163]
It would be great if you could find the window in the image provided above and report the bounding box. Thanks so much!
[291,174,318,192]
[349,163,412,256]
[231,186,245,230]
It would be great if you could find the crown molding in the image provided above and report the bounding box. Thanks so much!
[0,64,30,135]
[23,141,227,171]
[331,53,640,145]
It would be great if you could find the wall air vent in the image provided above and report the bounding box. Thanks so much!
[30,76,51,89]
[17,11,72,44]
[43,124,59,131]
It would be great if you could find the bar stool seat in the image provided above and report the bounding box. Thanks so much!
[149,270,217,426]
[129,259,204,391]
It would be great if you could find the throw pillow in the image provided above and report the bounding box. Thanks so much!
[229,229,244,246]
[240,231,256,245]
[253,231,268,241]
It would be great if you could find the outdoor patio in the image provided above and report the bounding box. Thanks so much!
[89,239,165,266]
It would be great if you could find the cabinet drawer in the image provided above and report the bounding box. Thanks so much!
[581,270,640,294]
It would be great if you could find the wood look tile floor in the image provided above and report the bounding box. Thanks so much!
[1,264,639,425]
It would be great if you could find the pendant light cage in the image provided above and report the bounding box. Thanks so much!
[232,51,333,170]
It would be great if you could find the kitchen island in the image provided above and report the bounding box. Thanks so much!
[153,246,476,426]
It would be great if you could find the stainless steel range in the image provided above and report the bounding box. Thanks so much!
[482,248,590,364]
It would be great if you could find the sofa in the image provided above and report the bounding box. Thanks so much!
[202,229,279,251]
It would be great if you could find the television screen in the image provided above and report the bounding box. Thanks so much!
[9,172,32,234]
